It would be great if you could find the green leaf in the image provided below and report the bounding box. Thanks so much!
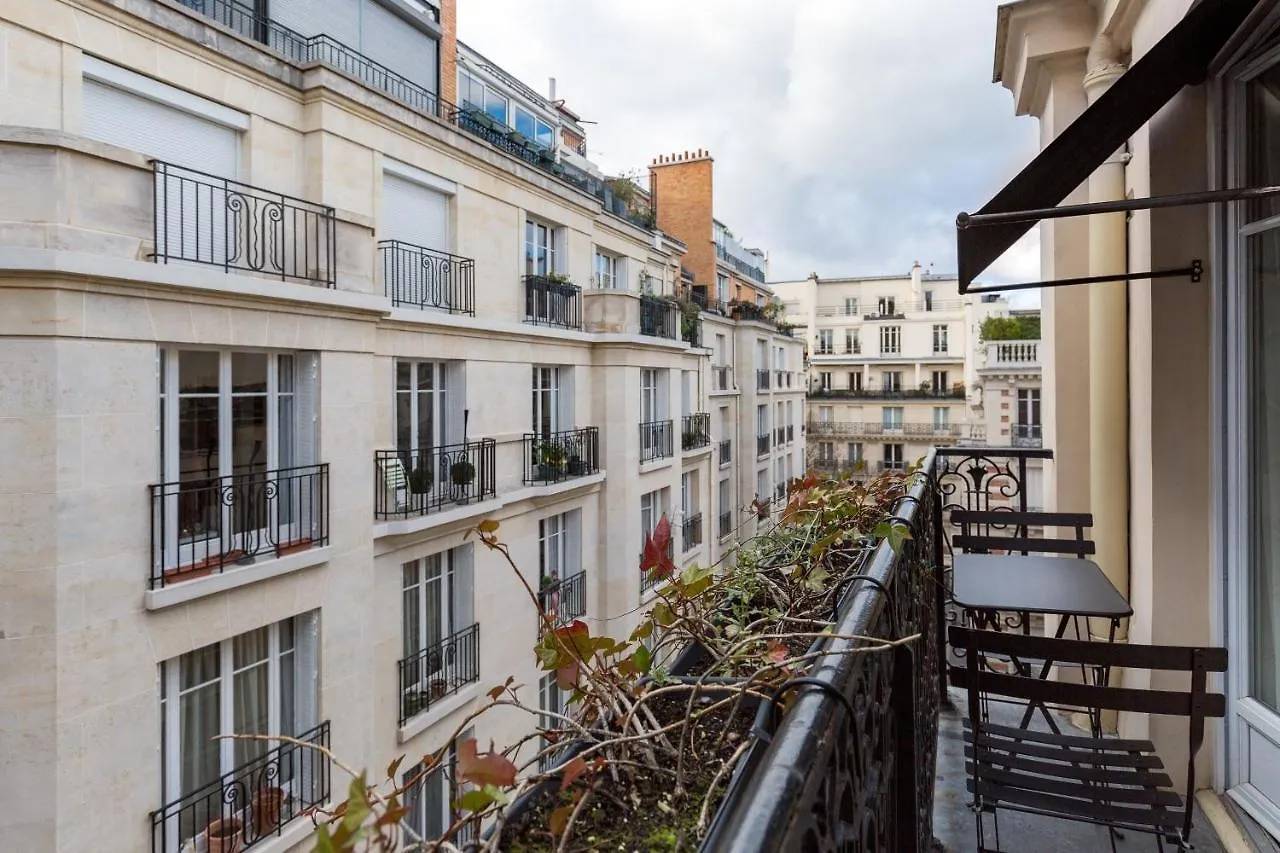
[653,602,676,627]
[314,826,339,853]
[481,783,510,806]
[633,644,652,675]
[629,620,654,642]
[455,789,496,813]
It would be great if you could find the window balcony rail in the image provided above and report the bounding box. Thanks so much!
[775,426,785,446]
[718,510,733,539]
[523,428,600,484]
[714,365,732,391]
[756,369,771,390]
[379,240,475,316]
[374,440,497,521]
[398,623,480,726]
[986,340,1041,367]
[524,275,582,330]
[786,424,795,443]
[877,460,907,472]
[640,539,674,594]
[719,439,732,465]
[681,413,711,451]
[808,386,966,400]
[681,513,704,552]
[806,421,963,439]
[149,720,331,853]
[776,324,795,338]
[863,311,907,321]
[640,295,678,339]
[539,571,586,629]
[845,343,863,354]
[1011,423,1044,448]
[152,161,336,286]
[774,369,786,387]
[815,345,834,355]
[149,463,329,590]
[716,243,766,282]
[639,420,674,463]
[455,105,559,172]
[757,434,771,456]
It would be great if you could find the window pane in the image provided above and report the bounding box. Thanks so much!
[536,121,554,150]
[232,352,267,394]
[485,94,508,125]
[179,351,220,394]
[397,360,412,391]
[178,678,221,798]
[515,107,536,139]
[233,656,270,768]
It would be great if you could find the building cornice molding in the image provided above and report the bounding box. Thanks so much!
[995,0,1097,118]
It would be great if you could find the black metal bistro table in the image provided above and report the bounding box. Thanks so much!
[952,553,1132,733]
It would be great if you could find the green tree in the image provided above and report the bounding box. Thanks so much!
[980,314,1040,341]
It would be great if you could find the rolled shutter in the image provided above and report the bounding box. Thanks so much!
[360,0,439,93]
[380,172,449,251]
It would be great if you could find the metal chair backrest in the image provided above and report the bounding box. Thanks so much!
[951,509,1095,557]
[948,625,1227,842]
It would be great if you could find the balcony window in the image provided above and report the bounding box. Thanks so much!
[884,443,904,470]
[817,329,834,354]
[153,614,324,853]
[848,372,863,392]
[525,220,559,277]
[400,549,478,724]
[152,349,325,586]
[403,729,476,844]
[1017,388,1042,426]
[882,407,904,430]
[934,407,950,429]
[539,675,570,770]
[924,290,934,311]
[878,297,896,315]
[539,512,584,626]
[931,370,949,395]
[879,325,901,355]
[882,371,902,393]
[932,324,949,354]
[640,490,669,592]
[819,372,832,391]
[532,365,568,438]
[399,360,452,455]
[594,251,619,289]
[844,297,858,316]
[847,442,864,464]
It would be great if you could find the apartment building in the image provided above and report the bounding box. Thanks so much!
[773,264,1008,475]
[0,1,792,850]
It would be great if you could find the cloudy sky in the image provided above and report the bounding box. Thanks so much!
[459,0,1041,291]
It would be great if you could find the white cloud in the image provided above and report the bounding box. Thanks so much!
[458,0,1039,282]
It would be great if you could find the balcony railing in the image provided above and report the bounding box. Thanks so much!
[714,365,732,391]
[152,161,335,286]
[681,413,711,451]
[681,316,703,347]
[398,624,480,726]
[639,420,674,463]
[719,439,732,465]
[1011,423,1044,448]
[786,424,795,443]
[987,340,1041,367]
[757,434,771,456]
[808,386,966,400]
[806,421,966,439]
[640,538,675,594]
[379,240,475,315]
[640,295,678,339]
[756,369,770,390]
[718,510,733,539]
[775,426,785,446]
[150,721,331,853]
[877,460,907,472]
[149,464,329,589]
[681,513,703,552]
[716,243,766,282]
[539,571,586,629]
[523,428,600,484]
[374,441,497,520]
[524,275,582,330]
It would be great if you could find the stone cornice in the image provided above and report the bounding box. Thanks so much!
[994,0,1097,118]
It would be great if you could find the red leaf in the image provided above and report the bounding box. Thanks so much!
[640,514,675,579]
[559,756,589,791]
[767,640,789,664]
[556,658,580,690]
[456,739,517,788]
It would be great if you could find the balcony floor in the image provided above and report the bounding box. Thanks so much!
[933,688,1225,853]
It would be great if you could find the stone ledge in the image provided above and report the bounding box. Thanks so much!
[143,546,332,611]
[397,683,482,744]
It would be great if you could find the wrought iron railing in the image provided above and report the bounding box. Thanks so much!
[718,510,733,539]
[523,428,600,484]
[379,240,475,315]
[716,243,766,282]
[639,420,674,463]
[152,161,336,285]
[639,539,674,594]
[809,387,966,400]
[704,451,941,852]
[150,721,330,853]
[681,413,711,451]
[374,441,497,520]
[539,571,586,629]
[524,275,582,330]
[714,365,732,391]
[398,624,480,726]
[756,434,771,456]
[756,369,770,390]
[806,421,966,439]
[681,513,703,552]
[149,464,329,589]
[640,295,677,339]
[719,439,732,465]
[681,315,703,347]
[1011,423,1043,448]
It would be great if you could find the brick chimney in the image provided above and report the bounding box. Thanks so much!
[648,149,715,289]
[438,0,458,107]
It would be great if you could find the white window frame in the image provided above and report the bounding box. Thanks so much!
[844,297,858,316]
[1017,388,1042,425]
[525,219,559,276]
[933,407,950,428]
[532,366,563,437]
[879,325,901,355]
[884,443,904,468]
[931,370,949,393]
[819,372,832,391]
[882,406,904,430]
[594,250,619,289]
[817,329,834,353]
[882,371,902,392]
[932,324,949,354]
[403,727,474,844]
[397,360,450,452]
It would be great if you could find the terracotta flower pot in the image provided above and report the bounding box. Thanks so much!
[252,786,285,836]
[205,817,243,853]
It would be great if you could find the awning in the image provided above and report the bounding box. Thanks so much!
[956,0,1264,294]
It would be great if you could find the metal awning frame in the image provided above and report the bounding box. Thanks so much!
[957,183,1280,293]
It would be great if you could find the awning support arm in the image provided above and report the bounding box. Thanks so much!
[957,185,1280,229]
[963,260,1202,294]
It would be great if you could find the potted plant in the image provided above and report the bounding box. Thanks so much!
[450,459,476,502]
[430,677,450,699]
[205,816,243,853]
[406,463,433,495]
[251,786,285,837]
[534,441,567,480]
[567,454,585,476]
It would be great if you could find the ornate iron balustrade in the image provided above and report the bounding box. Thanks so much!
[809,387,966,400]
[704,451,941,852]
[539,571,586,629]
[150,721,331,853]
[1011,423,1043,448]
[718,510,733,539]
[374,441,497,520]
[639,420,674,463]
[152,161,336,285]
[681,413,711,450]
[756,433,771,456]
[639,295,678,339]
[714,365,732,391]
[379,240,475,315]
[639,539,674,594]
[524,275,582,330]
[398,624,480,726]
[719,439,732,465]
[149,464,329,589]
[807,421,965,440]
[523,428,600,484]
[756,369,771,390]
[681,513,703,552]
